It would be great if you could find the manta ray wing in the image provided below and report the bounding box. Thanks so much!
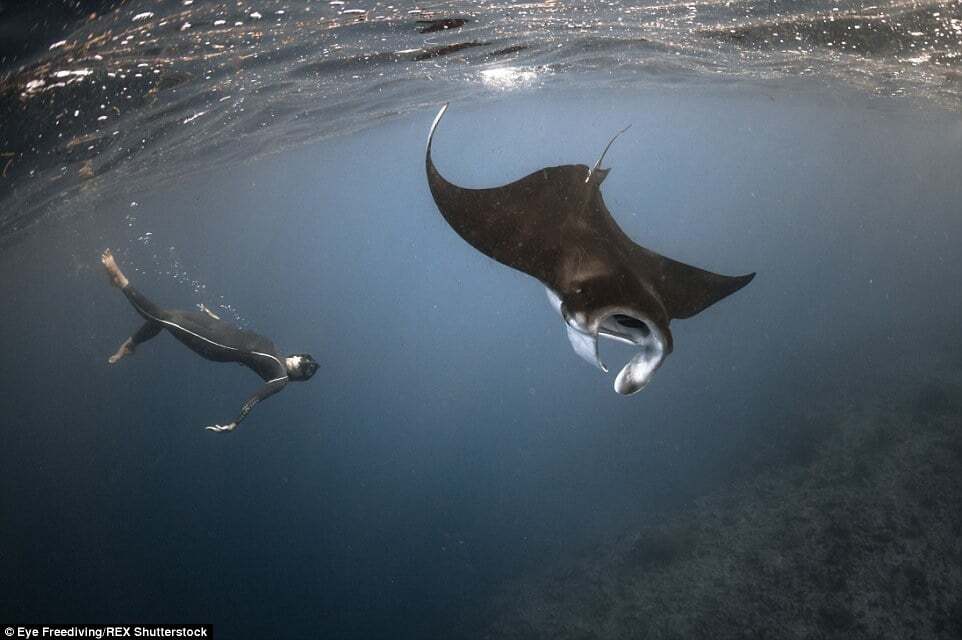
[586,189,757,320]
[426,164,585,283]
[654,255,756,319]
[426,110,600,285]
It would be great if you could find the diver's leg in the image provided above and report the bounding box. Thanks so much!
[101,248,171,364]
[101,249,170,322]
[101,249,129,289]
[108,321,162,364]
[121,285,167,322]
[108,338,134,364]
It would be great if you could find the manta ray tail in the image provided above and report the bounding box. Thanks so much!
[656,256,755,320]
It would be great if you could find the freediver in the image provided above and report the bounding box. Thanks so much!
[100,249,318,432]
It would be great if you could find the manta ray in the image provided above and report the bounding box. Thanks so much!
[425,105,755,394]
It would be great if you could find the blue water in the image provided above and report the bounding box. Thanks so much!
[3,1,962,639]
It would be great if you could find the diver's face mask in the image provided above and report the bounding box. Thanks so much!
[288,354,319,381]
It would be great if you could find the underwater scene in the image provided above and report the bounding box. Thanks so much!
[2,0,962,638]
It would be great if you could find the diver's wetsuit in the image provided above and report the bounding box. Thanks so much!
[122,285,288,426]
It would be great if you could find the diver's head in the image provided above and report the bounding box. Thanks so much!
[285,354,319,381]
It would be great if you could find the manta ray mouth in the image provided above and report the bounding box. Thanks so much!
[608,314,650,336]
[544,288,667,394]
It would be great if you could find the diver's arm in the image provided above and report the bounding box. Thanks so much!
[205,377,288,432]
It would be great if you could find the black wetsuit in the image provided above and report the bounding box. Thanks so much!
[123,285,288,426]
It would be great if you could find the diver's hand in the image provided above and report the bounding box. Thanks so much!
[205,422,237,433]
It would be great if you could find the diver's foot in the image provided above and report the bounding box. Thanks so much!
[107,338,135,364]
[205,422,237,433]
[101,249,129,289]
[199,303,221,320]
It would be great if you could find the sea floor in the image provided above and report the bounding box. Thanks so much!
[479,347,962,639]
